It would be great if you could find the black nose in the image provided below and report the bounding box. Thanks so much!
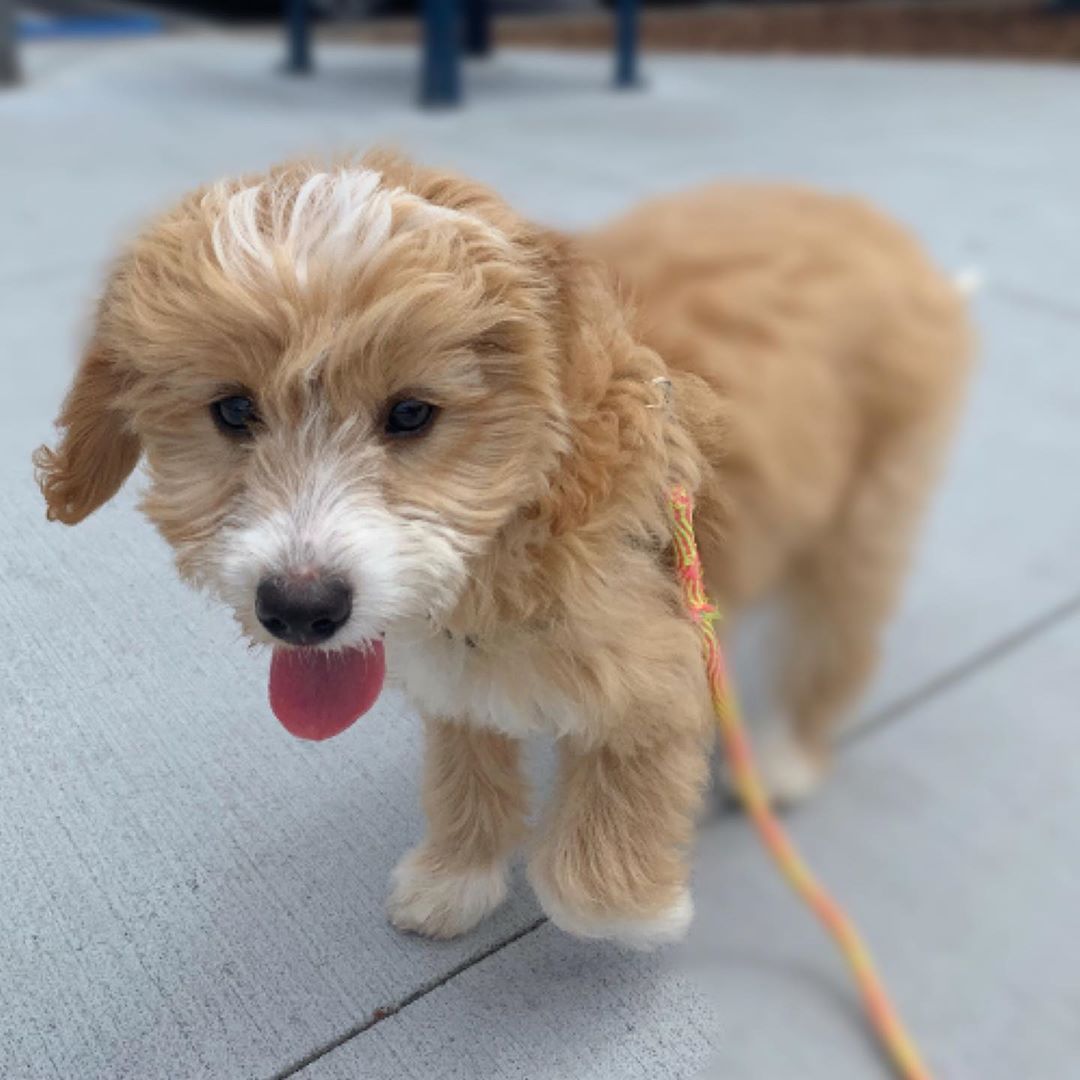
[255,575,353,646]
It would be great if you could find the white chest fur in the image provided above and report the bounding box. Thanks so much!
[386,627,583,739]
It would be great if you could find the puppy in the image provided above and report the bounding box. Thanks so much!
[35,152,971,948]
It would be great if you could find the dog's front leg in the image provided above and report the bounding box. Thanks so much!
[388,717,527,939]
[528,728,708,950]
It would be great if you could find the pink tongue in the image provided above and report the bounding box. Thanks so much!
[268,643,386,741]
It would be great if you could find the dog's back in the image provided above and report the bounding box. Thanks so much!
[585,184,972,793]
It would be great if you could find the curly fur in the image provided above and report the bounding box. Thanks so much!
[35,151,971,946]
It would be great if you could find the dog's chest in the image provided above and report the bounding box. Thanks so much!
[386,629,582,739]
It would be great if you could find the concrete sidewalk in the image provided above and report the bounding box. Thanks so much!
[2,37,1078,1079]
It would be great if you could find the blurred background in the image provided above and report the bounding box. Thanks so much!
[2,3,1078,1079]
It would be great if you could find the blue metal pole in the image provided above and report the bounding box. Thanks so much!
[464,0,491,58]
[285,0,311,74]
[421,0,461,107]
[614,0,640,89]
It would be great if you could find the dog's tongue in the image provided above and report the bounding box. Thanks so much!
[268,643,386,741]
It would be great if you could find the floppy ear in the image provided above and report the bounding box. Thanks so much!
[33,345,141,525]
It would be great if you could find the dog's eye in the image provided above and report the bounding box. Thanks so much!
[385,399,437,438]
[211,395,258,437]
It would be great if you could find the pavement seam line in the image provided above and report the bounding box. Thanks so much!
[992,283,1080,324]
[844,589,1080,746]
[269,916,549,1079]
[271,590,1080,1077]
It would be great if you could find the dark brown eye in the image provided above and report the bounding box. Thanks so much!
[211,395,258,437]
[385,399,437,438]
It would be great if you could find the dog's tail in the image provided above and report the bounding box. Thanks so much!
[952,265,985,299]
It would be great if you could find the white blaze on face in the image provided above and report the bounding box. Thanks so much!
[208,169,393,289]
[203,166,504,291]
[199,166,505,646]
[213,421,471,649]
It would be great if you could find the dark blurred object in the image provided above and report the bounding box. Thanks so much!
[1,0,20,85]
[108,0,685,18]
[283,0,640,105]
[130,0,599,19]
[141,0,300,17]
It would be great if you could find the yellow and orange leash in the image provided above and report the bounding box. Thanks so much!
[667,484,932,1080]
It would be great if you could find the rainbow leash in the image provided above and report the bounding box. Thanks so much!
[667,484,932,1080]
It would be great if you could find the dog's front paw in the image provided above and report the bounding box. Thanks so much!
[528,859,692,951]
[542,888,694,951]
[388,847,508,940]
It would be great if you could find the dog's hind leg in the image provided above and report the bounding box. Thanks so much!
[388,718,527,939]
[765,418,958,804]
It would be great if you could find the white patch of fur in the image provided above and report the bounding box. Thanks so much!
[752,725,824,806]
[211,419,472,650]
[388,847,508,939]
[531,875,694,951]
[387,627,586,739]
[953,265,985,298]
[205,167,505,291]
[208,169,391,288]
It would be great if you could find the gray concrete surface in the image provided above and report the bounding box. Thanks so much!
[1,36,1079,1080]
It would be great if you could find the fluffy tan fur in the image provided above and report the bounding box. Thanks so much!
[35,152,971,946]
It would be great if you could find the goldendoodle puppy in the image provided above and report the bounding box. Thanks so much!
[35,152,971,947]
